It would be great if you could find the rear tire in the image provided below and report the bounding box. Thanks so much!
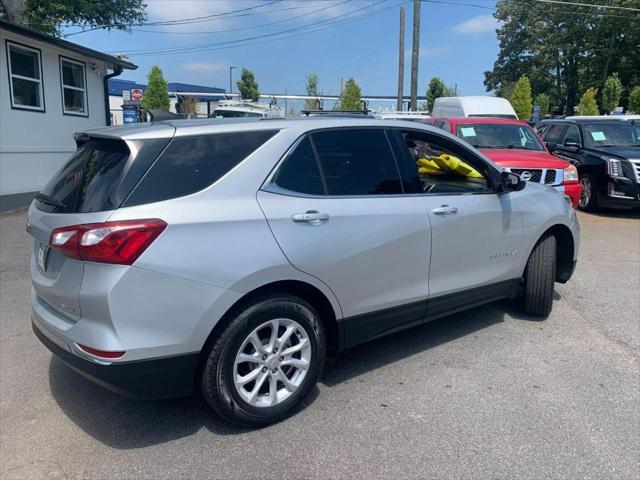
[523,235,556,317]
[578,173,598,211]
[200,294,326,427]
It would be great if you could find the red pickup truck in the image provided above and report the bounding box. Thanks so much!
[423,117,581,207]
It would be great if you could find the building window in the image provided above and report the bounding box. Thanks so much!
[6,41,44,111]
[60,57,87,116]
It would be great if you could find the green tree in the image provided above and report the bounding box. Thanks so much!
[0,0,147,36]
[338,78,362,110]
[534,93,550,118]
[140,66,170,112]
[510,75,533,120]
[236,68,260,102]
[304,73,322,110]
[601,73,623,114]
[576,88,599,115]
[629,86,640,113]
[425,77,455,112]
[484,0,640,115]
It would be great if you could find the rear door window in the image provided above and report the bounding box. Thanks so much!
[310,129,403,195]
[124,130,278,206]
[36,138,169,213]
[272,137,325,195]
[546,125,567,143]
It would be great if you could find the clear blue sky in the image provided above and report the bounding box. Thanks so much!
[62,0,500,101]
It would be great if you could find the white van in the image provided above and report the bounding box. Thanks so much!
[432,96,518,119]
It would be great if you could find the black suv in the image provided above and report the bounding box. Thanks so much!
[536,118,640,210]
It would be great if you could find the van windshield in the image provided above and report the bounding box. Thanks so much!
[455,123,545,151]
[468,114,518,120]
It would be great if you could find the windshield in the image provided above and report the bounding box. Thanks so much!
[455,123,545,151]
[212,109,263,118]
[583,122,640,148]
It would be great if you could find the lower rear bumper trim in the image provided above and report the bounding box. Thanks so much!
[32,320,199,400]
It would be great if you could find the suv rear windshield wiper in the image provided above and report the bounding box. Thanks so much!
[35,193,66,209]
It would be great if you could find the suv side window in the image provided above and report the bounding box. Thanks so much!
[433,119,450,132]
[390,129,490,194]
[272,136,325,195]
[125,130,278,206]
[546,125,567,144]
[310,129,403,195]
[562,125,581,145]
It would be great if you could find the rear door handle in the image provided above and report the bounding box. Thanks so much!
[432,205,458,216]
[291,211,330,224]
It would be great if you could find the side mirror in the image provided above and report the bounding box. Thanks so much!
[501,171,525,192]
[546,141,558,152]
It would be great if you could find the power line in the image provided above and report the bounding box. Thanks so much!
[116,0,391,55]
[129,1,408,58]
[119,0,352,36]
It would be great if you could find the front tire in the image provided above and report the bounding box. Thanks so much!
[200,294,326,427]
[578,173,598,211]
[523,235,557,317]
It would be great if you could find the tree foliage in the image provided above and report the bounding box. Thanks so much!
[534,93,550,118]
[425,77,454,112]
[237,68,260,102]
[629,86,640,114]
[338,78,362,110]
[601,73,623,114]
[576,88,599,116]
[485,0,640,114]
[510,75,533,120]
[304,73,322,110]
[140,66,170,112]
[0,0,147,36]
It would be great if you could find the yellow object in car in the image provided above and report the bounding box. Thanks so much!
[417,154,483,178]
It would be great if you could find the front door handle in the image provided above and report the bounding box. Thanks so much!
[432,205,458,216]
[291,210,330,224]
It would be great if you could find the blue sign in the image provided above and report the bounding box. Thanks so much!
[123,105,138,124]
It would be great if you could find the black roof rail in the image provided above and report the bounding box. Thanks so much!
[300,109,374,118]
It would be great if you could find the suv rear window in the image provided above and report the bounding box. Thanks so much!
[124,130,278,206]
[36,138,169,213]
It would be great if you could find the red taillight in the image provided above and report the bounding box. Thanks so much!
[76,343,125,359]
[49,219,167,265]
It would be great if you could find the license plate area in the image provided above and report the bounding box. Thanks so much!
[37,243,49,272]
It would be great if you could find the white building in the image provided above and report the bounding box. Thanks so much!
[0,20,136,210]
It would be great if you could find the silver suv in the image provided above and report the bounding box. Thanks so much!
[28,118,579,426]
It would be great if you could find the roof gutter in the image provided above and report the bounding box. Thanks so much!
[104,66,123,126]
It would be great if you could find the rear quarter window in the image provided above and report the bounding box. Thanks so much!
[124,129,278,206]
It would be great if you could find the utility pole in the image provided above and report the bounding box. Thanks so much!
[409,0,420,111]
[396,6,405,111]
[229,66,239,96]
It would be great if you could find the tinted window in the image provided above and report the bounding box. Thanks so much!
[393,130,489,194]
[125,130,277,206]
[272,137,324,195]
[311,129,402,195]
[37,138,168,213]
[546,125,567,143]
[563,125,580,144]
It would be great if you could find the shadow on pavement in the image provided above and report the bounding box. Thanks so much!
[47,297,542,449]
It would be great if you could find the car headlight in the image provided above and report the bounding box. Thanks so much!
[605,158,625,178]
[563,164,578,182]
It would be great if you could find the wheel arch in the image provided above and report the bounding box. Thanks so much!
[199,280,341,366]
[539,223,575,283]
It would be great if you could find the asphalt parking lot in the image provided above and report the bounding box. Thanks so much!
[1,207,638,480]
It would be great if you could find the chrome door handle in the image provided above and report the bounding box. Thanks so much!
[432,205,458,216]
[291,211,330,224]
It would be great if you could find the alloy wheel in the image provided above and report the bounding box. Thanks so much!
[233,318,311,408]
[579,176,592,208]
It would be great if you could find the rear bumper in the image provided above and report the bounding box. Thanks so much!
[33,319,199,400]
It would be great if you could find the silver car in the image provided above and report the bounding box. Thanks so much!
[28,117,579,426]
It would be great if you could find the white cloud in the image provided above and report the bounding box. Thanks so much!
[452,15,499,34]
[182,62,227,74]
